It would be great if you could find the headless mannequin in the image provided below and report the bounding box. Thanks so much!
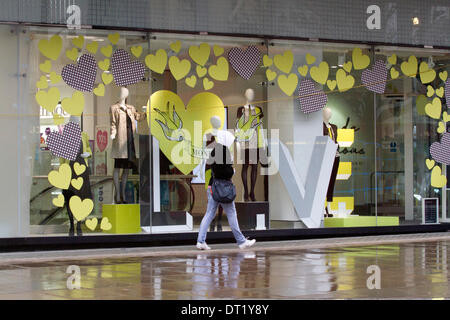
[323,107,339,218]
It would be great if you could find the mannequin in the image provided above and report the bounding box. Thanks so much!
[236,88,265,201]
[323,107,340,218]
[60,116,92,236]
[110,87,146,204]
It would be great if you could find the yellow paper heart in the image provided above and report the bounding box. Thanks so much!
[387,54,397,65]
[108,33,120,44]
[189,43,210,66]
[85,218,98,231]
[145,49,167,74]
[266,69,277,81]
[297,65,308,77]
[419,62,436,84]
[53,114,65,125]
[98,58,110,71]
[310,61,329,85]
[277,73,298,96]
[427,85,435,97]
[168,56,191,80]
[38,35,62,61]
[439,71,448,81]
[72,35,84,48]
[93,83,105,97]
[425,97,442,119]
[436,87,444,98]
[66,48,78,61]
[203,77,214,90]
[416,95,428,116]
[170,40,182,53]
[39,60,52,73]
[431,166,447,188]
[390,67,399,79]
[100,217,112,231]
[52,194,65,207]
[263,55,273,67]
[306,53,316,65]
[35,87,60,113]
[343,61,352,73]
[437,121,446,134]
[352,48,370,70]
[274,50,294,74]
[208,56,229,81]
[336,69,355,92]
[401,56,418,77]
[48,163,72,190]
[196,65,207,78]
[36,76,48,89]
[49,71,62,84]
[327,79,337,91]
[69,196,94,221]
[71,177,84,190]
[61,91,85,116]
[185,75,197,88]
[426,159,436,170]
[213,45,224,57]
[131,46,143,58]
[101,45,113,57]
[86,41,98,54]
[443,111,450,123]
[74,162,86,175]
[102,72,113,85]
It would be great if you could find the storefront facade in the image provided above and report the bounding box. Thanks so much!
[0,0,449,244]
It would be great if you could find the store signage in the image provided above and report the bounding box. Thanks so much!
[366,5,381,30]
[422,198,439,224]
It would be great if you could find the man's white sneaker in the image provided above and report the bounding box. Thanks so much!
[239,239,256,249]
[196,242,211,250]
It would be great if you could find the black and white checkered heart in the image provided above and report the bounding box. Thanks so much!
[61,54,97,92]
[298,79,328,114]
[47,122,82,161]
[228,46,261,80]
[361,60,387,94]
[445,78,450,108]
[111,49,145,86]
[430,132,450,165]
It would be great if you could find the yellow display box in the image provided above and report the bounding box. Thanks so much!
[102,204,141,234]
[324,216,399,228]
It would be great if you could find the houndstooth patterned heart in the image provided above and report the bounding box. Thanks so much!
[61,54,97,92]
[228,46,261,80]
[445,78,450,108]
[298,79,328,114]
[361,60,387,94]
[47,122,82,161]
[430,132,450,165]
[111,49,145,86]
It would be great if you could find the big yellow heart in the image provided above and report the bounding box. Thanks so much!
[419,62,436,84]
[98,58,110,71]
[436,87,444,98]
[427,85,435,97]
[336,69,355,92]
[189,43,210,66]
[327,79,337,91]
[69,196,94,221]
[100,217,112,231]
[437,121,446,134]
[93,83,105,97]
[274,50,294,74]
[306,53,316,65]
[208,57,229,81]
[61,91,85,116]
[102,72,113,85]
[297,65,308,77]
[74,162,86,175]
[39,60,52,73]
[170,40,182,53]
[108,33,120,44]
[277,73,298,96]
[168,56,191,80]
[263,55,273,67]
[203,77,214,90]
[425,97,442,119]
[38,35,62,61]
[145,49,167,74]
[147,90,226,175]
[86,41,98,54]
[343,61,352,73]
[71,177,84,190]
[401,55,417,77]
[35,87,60,113]
[416,95,428,116]
[426,159,435,170]
[196,65,207,78]
[390,67,399,79]
[72,35,84,48]
[439,71,448,81]
[101,45,113,57]
[310,61,329,85]
[352,48,370,70]
[131,46,143,58]
[52,194,65,207]
[66,48,78,61]
[48,163,72,190]
[213,45,224,57]
[185,75,197,88]
[387,54,397,65]
[443,111,450,122]
[36,76,48,89]
[49,71,62,84]
[431,166,447,188]
[266,69,277,81]
[85,218,98,231]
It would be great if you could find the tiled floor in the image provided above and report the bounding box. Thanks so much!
[0,236,449,299]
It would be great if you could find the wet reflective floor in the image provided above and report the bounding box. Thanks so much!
[0,239,448,299]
